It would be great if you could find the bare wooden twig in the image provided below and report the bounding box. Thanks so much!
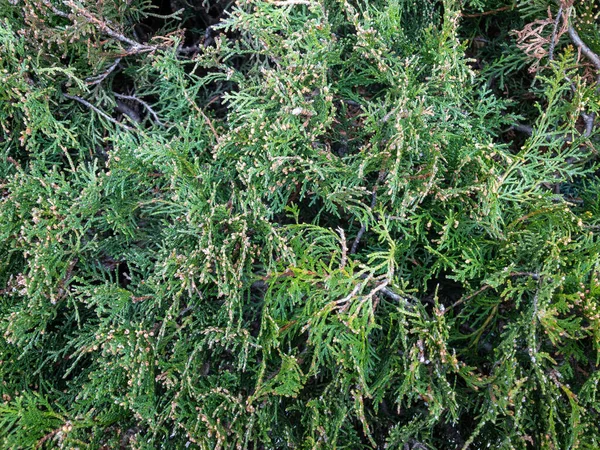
[548,6,563,62]
[448,284,492,312]
[64,93,135,131]
[114,93,165,126]
[582,112,596,137]
[66,0,159,53]
[86,58,121,86]
[568,25,600,72]
[337,227,348,270]
[567,24,600,136]
[509,271,540,281]
[42,0,159,55]
[511,123,579,143]
[350,224,368,255]
[460,5,513,19]
[41,0,69,18]
[56,258,78,301]
[183,89,219,140]
[512,123,533,136]
[350,171,386,254]
[115,99,141,124]
[358,274,417,306]
[143,7,184,19]
[380,286,411,304]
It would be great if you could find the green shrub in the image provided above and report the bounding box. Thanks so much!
[1,0,599,448]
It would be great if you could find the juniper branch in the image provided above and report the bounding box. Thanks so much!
[115,99,141,124]
[86,58,121,86]
[568,25,600,72]
[64,93,135,131]
[114,93,165,126]
[548,6,563,62]
[567,24,600,136]
[351,172,386,254]
[43,0,160,54]
[460,5,513,18]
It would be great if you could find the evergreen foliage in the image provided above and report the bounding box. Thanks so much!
[1,0,599,448]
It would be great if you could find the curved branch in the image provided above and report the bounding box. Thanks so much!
[568,25,600,72]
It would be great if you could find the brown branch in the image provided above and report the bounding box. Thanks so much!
[35,427,60,449]
[448,285,493,312]
[6,156,22,170]
[186,92,219,140]
[56,258,78,301]
[461,5,513,19]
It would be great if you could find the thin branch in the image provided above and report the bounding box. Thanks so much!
[380,286,412,304]
[35,427,61,449]
[509,271,540,281]
[359,274,416,306]
[512,123,533,136]
[350,172,386,254]
[41,0,69,18]
[115,99,141,124]
[6,156,22,170]
[336,227,348,270]
[143,7,184,19]
[511,123,578,143]
[582,112,596,137]
[56,258,78,301]
[183,89,219,140]
[460,5,513,19]
[43,0,158,54]
[568,25,600,72]
[43,0,204,58]
[65,0,157,52]
[64,93,135,131]
[177,45,201,54]
[567,24,600,136]
[350,226,367,255]
[271,0,314,5]
[86,58,121,86]
[548,6,563,62]
[446,272,540,315]
[448,285,492,312]
[114,93,165,126]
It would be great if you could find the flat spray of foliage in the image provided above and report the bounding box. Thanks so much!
[1,0,600,448]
